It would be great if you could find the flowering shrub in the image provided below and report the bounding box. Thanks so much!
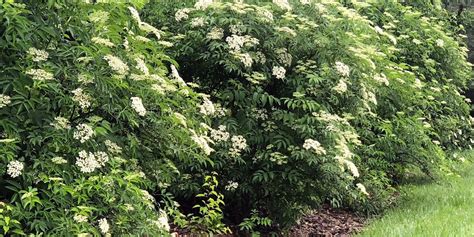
[141,0,473,230]
[0,1,226,235]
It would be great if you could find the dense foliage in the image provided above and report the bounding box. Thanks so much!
[0,0,472,235]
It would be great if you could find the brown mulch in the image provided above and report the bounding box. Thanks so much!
[289,205,366,237]
[171,205,366,237]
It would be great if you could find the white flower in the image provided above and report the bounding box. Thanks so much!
[413,78,423,89]
[134,57,149,75]
[73,214,88,223]
[199,97,216,116]
[50,116,71,130]
[175,8,191,22]
[210,125,230,142]
[257,8,273,22]
[98,218,110,234]
[91,37,114,47]
[374,73,389,86]
[226,35,246,51]
[190,130,215,155]
[229,135,247,157]
[233,52,253,68]
[335,61,350,77]
[139,22,161,40]
[7,160,24,178]
[27,48,49,62]
[195,0,213,9]
[0,94,11,108]
[128,6,141,23]
[76,150,100,173]
[356,183,369,196]
[135,36,151,42]
[130,97,147,116]
[105,140,122,154]
[170,65,187,86]
[158,41,174,47]
[26,69,54,81]
[412,38,422,45]
[51,156,67,164]
[72,88,92,110]
[89,10,109,24]
[273,0,292,10]
[225,181,239,191]
[173,112,187,127]
[78,74,93,84]
[435,39,444,47]
[344,159,359,177]
[191,17,205,27]
[276,27,297,37]
[276,48,292,66]
[332,79,348,93]
[103,55,129,75]
[154,210,170,232]
[94,151,109,166]
[303,139,326,155]
[73,124,94,143]
[272,66,286,79]
[207,27,224,40]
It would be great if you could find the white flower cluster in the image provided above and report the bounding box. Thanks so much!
[332,79,348,93]
[0,94,11,108]
[207,27,224,40]
[229,135,247,157]
[191,130,215,155]
[226,35,259,51]
[128,7,161,39]
[251,108,268,120]
[135,35,151,42]
[50,116,71,130]
[300,0,310,4]
[199,97,216,116]
[273,0,292,10]
[72,88,92,110]
[26,69,54,81]
[335,138,359,178]
[170,65,187,86]
[335,61,350,77]
[373,73,389,86]
[7,160,24,178]
[225,181,239,191]
[195,0,213,9]
[131,97,147,116]
[272,66,286,79]
[276,48,292,66]
[269,151,288,165]
[436,39,444,47]
[104,55,129,75]
[92,37,114,47]
[73,214,88,223]
[105,140,122,154]
[191,17,206,27]
[175,8,191,22]
[256,8,274,22]
[78,74,93,84]
[51,156,67,164]
[210,125,230,142]
[76,150,109,173]
[88,10,109,24]
[134,57,149,75]
[232,52,253,68]
[98,218,110,234]
[356,183,369,196]
[27,47,49,62]
[73,123,94,143]
[154,210,170,232]
[276,27,297,37]
[303,139,327,155]
[173,112,187,127]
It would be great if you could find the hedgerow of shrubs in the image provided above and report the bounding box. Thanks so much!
[0,0,472,235]
[141,0,473,231]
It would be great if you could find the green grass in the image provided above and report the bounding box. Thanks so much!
[358,151,474,237]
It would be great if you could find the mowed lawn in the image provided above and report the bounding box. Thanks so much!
[358,151,474,237]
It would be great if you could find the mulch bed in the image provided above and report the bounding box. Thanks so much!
[289,205,366,237]
[171,205,366,237]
